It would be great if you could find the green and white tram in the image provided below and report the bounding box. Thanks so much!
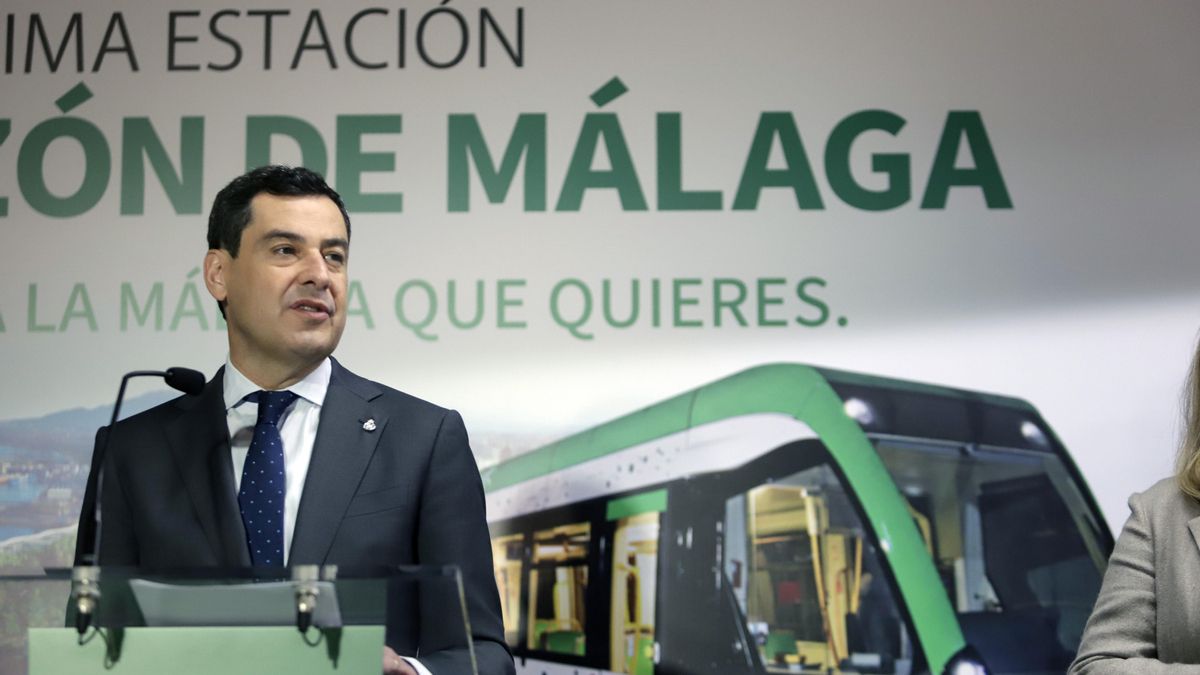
[483,364,1112,675]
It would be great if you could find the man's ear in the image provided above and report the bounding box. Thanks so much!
[203,249,229,302]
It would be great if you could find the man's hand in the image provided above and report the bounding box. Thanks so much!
[383,646,418,675]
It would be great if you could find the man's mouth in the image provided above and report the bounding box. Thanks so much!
[291,299,333,318]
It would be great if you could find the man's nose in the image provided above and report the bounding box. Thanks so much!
[299,250,332,287]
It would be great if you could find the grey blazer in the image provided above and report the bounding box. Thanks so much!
[1071,477,1200,673]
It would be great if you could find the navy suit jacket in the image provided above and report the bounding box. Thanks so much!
[74,358,513,675]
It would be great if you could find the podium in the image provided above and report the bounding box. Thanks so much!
[0,566,477,675]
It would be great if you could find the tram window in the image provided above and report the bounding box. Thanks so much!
[610,511,660,675]
[528,522,590,656]
[875,441,1106,673]
[724,464,913,674]
[491,533,524,645]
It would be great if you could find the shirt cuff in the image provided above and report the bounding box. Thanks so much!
[402,656,432,675]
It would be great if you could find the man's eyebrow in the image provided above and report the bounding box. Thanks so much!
[259,231,348,250]
[260,229,304,243]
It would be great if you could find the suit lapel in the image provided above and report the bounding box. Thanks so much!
[1188,515,1200,558]
[289,360,387,564]
[164,369,250,567]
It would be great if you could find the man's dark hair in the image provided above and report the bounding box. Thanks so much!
[207,165,350,257]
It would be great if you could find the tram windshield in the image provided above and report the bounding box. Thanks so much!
[723,460,917,674]
[873,438,1107,673]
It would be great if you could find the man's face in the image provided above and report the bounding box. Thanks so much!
[205,193,349,374]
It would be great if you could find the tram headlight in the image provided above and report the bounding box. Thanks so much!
[844,397,876,426]
[1020,420,1050,448]
[943,646,990,675]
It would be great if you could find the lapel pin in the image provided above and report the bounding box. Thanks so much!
[362,418,377,432]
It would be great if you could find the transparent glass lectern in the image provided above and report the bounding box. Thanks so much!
[0,565,477,675]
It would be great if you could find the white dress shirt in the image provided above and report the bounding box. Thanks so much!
[223,357,330,565]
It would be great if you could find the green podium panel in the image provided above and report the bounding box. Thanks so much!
[2,566,473,674]
[30,626,384,675]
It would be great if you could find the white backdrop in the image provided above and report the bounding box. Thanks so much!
[1,1,1198,536]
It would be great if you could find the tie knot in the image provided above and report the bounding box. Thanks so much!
[246,390,298,427]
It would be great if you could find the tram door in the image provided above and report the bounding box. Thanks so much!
[659,471,767,675]
[608,493,665,675]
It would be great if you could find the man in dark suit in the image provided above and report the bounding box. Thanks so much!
[74,166,513,675]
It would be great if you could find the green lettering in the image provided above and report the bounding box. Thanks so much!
[601,279,638,328]
[713,278,748,327]
[448,114,546,212]
[345,280,374,329]
[120,282,164,330]
[18,118,111,218]
[826,110,910,211]
[170,275,209,331]
[0,119,9,217]
[59,283,98,332]
[245,116,328,174]
[336,114,403,212]
[651,278,661,327]
[556,113,647,212]
[921,111,1012,209]
[795,277,830,327]
[672,278,702,328]
[657,113,721,211]
[121,117,204,215]
[26,284,55,332]
[733,112,823,210]
[757,278,787,327]
[549,278,593,340]
[395,280,438,341]
[447,279,484,329]
[496,279,526,328]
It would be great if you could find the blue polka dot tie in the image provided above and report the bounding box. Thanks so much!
[238,390,297,567]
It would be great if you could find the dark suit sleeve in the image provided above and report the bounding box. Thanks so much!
[72,428,106,566]
[73,426,140,567]
[69,426,142,630]
[414,410,514,675]
[96,432,140,567]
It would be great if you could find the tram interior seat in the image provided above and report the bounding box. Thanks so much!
[764,629,798,663]
[957,607,1073,671]
[541,629,586,656]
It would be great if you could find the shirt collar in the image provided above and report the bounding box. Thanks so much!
[223,356,332,411]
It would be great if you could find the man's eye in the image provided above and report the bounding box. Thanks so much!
[273,245,296,256]
[325,252,346,264]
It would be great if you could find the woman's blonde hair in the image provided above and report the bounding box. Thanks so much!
[1175,334,1200,499]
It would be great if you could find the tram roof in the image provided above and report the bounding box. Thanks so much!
[481,363,1037,492]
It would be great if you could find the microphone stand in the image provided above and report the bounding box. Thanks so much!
[72,368,205,634]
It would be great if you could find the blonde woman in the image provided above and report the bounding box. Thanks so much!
[1070,335,1200,670]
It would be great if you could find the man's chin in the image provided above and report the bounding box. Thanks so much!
[287,330,343,362]
[289,342,337,363]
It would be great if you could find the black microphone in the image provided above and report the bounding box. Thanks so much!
[73,367,206,634]
[105,368,206,429]
[163,367,206,396]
